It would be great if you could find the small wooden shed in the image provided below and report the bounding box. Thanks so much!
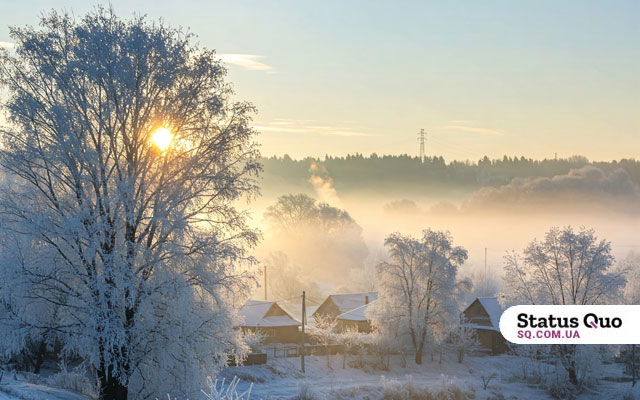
[461,297,508,354]
[237,300,301,344]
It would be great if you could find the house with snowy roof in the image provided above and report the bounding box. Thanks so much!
[461,297,508,354]
[237,300,301,343]
[313,292,377,322]
[336,299,377,333]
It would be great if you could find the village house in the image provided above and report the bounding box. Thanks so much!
[313,292,377,321]
[237,300,301,344]
[336,299,377,333]
[461,297,508,354]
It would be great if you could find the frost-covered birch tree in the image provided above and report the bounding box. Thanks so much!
[503,226,625,388]
[0,8,260,400]
[374,229,468,365]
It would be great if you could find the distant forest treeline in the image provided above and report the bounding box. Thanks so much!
[261,154,640,195]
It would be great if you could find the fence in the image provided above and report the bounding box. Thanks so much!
[268,344,345,358]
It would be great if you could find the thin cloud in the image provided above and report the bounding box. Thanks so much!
[255,119,376,137]
[216,53,273,72]
[440,124,504,136]
[0,41,16,50]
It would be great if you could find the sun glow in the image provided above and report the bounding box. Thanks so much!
[152,127,174,151]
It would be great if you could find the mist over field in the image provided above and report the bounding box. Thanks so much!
[251,154,640,300]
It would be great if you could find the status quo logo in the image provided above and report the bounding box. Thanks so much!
[499,305,640,344]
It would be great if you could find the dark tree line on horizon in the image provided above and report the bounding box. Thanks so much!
[262,153,640,193]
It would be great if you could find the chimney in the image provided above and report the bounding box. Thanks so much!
[365,295,369,305]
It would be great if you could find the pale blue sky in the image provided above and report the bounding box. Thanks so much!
[1,1,638,160]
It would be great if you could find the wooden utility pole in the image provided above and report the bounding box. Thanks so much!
[485,247,487,275]
[301,290,306,373]
[264,265,267,300]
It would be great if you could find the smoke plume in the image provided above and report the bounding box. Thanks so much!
[309,161,342,207]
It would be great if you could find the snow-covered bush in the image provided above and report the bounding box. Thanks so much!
[201,376,252,400]
[508,344,551,383]
[242,330,266,354]
[0,233,67,374]
[307,315,338,369]
[294,380,319,400]
[381,375,471,400]
[362,330,384,370]
[338,327,367,369]
[447,323,479,364]
[46,362,97,398]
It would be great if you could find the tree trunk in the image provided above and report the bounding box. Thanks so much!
[415,341,424,365]
[559,345,579,387]
[633,344,637,387]
[98,365,128,400]
[33,340,47,374]
[567,367,578,387]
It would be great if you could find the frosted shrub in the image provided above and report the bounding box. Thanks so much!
[381,375,471,400]
[242,330,266,354]
[46,361,98,398]
[307,315,338,369]
[201,376,252,400]
[294,380,319,400]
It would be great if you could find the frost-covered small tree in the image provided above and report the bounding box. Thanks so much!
[374,229,468,365]
[307,315,338,369]
[503,226,625,388]
[0,8,260,400]
[447,321,478,364]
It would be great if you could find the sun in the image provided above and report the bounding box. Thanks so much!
[151,127,173,151]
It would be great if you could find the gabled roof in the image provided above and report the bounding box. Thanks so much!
[238,300,301,328]
[463,297,503,331]
[477,297,503,328]
[314,292,378,317]
[279,302,318,327]
[337,299,377,321]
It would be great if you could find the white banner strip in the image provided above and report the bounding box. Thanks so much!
[499,305,640,344]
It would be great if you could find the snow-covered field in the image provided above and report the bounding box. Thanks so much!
[1,354,640,399]
[219,354,640,400]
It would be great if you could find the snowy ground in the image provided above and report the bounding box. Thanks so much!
[220,353,640,400]
[1,354,640,399]
[0,373,92,400]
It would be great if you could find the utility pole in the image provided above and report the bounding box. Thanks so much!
[300,291,306,373]
[484,247,487,275]
[264,265,267,300]
[417,129,426,164]
[484,247,488,296]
